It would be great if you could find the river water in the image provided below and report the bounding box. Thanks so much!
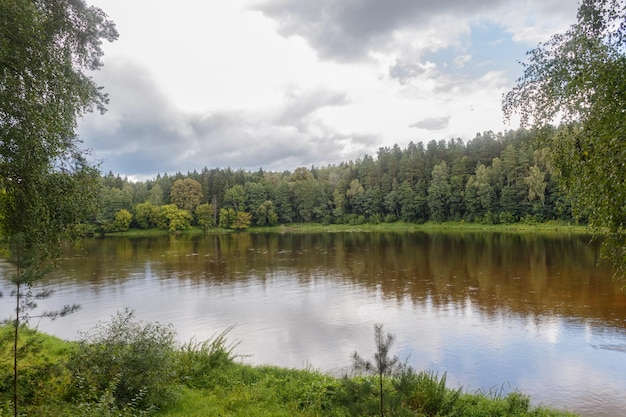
[1,231,625,416]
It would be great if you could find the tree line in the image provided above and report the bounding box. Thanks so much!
[95,127,578,233]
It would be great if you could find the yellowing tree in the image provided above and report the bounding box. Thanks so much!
[170,178,204,212]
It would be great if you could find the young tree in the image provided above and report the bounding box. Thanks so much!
[503,0,626,275]
[352,323,400,417]
[0,1,117,415]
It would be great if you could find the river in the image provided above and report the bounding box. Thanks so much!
[1,231,625,416]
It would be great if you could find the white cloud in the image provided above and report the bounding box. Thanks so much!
[80,0,580,178]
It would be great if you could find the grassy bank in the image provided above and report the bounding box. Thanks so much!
[1,320,578,417]
[248,220,592,234]
[105,220,594,238]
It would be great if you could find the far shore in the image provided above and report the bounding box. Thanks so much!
[106,220,596,238]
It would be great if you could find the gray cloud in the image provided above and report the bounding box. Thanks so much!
[78,58,373,179]
[409,116,450,131]
[253,0,506,61]
[275,87,350,129]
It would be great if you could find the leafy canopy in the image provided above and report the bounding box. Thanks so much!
[503,0,626,275]
[0,0,118,258]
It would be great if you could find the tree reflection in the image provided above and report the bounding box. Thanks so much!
[52,231,623,329]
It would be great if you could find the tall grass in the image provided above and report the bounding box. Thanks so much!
[0,322,579,417]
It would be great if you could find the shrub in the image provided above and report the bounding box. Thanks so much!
[66,309,178,411]
[176,325,241,388]
[384,214,397,223]
[400,369,461,416]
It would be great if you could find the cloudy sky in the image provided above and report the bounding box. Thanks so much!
[79,0,579,180]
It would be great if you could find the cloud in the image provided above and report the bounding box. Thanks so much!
[410,116,450,131]
[78,57,375,179]
[252,0,506,62]
[73,0,580,179]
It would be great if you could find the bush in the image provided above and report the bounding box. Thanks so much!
[400,369,461,416]
[66,309,178,411]
[384,214,397,223]
[499,211,517,224]
[0,326,69,411]
[176,325,241,388]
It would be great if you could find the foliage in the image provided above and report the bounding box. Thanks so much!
[66,309,178,412]
[110,209,133,232]
[351,323,401,417]
[0,324,578,417]
[219,207,237,229]
[232,211,252,230]
[134,202,160,229]
[0,326,69,411]
[194,203,215,231]
[94,128,583,237]
[170,179,203,212]
[58,374,151,417]
[176,326,241,388]
[503,0,626,276]
[393,369,462,416]
[0,1,116,414]
[256,200,279,226]
[156,204,192,232]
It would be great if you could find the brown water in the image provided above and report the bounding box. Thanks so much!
[1,231,625,416]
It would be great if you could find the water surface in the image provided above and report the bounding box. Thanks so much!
[1,231,625,416]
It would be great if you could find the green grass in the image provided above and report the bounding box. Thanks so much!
[0,326,579,417]
[108,220,594,238]
[246,220,593,234]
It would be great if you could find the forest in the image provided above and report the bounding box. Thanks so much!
[95,127,577,233]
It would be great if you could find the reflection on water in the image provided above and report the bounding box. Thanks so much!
[1,231,625,417]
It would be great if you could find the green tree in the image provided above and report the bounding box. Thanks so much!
[255,200,278,226]
[0,1,116,415]
[352,323,400,417]
[170,178,204,212]
[219,207,236,229]
[223,184,246,212]
[232,211,252,230]
[525,165,547,206]
[133,202,159,229]
[97,185,133,232]
[274,180,294,223]
[428,161,451,222]
[346,178,365,215]
[147,183,164,206]
[195,203,215,231]
[111,209,133,232]
[157,204,192,232]
[290,167,319,222]
[465,164,496,222]
[503,0,626,275]
[244,182,267,220]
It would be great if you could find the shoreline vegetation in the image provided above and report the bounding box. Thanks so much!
[0,318,579,417]
[108,220,596,237]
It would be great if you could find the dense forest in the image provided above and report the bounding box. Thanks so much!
[95,127,578,233]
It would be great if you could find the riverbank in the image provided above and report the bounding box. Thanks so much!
[254,220,592,234]
[109,220,594,237]
[1,324,578,417]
